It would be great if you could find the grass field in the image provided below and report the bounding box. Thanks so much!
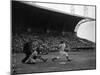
[12,50,96,74]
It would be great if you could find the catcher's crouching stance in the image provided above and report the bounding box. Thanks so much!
[22,42,47,64]
[52,41,71,62]
[25,50,47,64]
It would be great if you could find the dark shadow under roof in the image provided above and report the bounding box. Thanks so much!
[12,1,85,33]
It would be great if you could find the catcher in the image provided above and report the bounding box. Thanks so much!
[22,41,47,64]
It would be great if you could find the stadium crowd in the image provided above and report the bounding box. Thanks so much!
[12,32,95,54]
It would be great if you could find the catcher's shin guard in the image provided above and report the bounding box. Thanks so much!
[66,56,71,61]
[37,56,48,62]
[52,57,58,62]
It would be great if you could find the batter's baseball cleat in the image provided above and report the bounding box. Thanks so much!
[43,59,48,62]
[67,59,72,62]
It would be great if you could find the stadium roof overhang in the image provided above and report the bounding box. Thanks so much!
[12,1,95,33]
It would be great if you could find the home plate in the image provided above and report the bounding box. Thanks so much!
[59,62,66,64]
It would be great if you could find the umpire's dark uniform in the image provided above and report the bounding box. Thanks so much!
[22,42,32,63]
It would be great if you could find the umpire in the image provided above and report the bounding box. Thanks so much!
[22,41,33,63]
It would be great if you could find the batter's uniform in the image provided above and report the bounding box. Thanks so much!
[56,43,69,59]
[52,42,71,61]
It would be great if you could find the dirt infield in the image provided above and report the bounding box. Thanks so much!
[12,50,96,74]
